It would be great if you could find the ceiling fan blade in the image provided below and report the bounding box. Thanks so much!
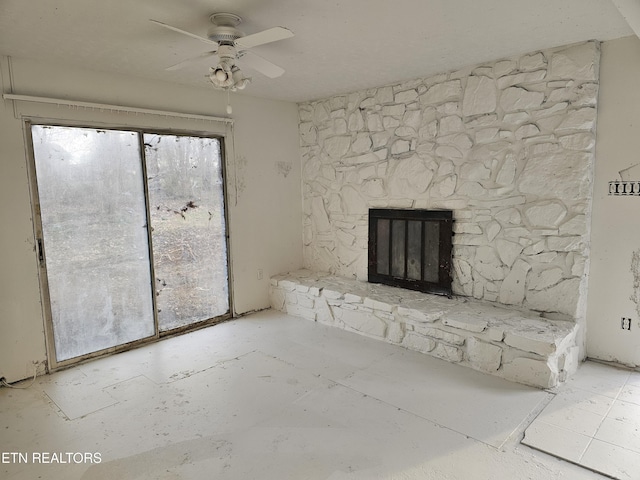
[235,27,294,49]
[238,50,285,78]
[166,51,218,71]
[150,19,219,47]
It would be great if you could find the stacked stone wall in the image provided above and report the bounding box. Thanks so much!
[299,41,599,320]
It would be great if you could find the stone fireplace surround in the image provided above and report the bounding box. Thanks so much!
[279,41,599,388]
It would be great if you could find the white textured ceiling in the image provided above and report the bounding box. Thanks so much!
[0,0,633,103]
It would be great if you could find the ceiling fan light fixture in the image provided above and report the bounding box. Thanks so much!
[231,66,251,90]
[208,60,234,88]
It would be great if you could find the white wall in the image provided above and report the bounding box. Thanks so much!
[0,56,302,382]
[587,36,640,367]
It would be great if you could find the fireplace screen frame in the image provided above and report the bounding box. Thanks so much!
[368,208,453,297]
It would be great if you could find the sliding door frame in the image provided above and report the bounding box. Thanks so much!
[24,119,233,372]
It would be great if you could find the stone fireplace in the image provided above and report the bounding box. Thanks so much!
[273,40,600,388]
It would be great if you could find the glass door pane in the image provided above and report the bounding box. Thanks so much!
[144,134,229,331]
[31,125,155,362]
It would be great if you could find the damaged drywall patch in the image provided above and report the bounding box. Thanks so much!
[276,161,292,178]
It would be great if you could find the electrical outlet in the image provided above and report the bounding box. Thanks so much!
[621,317,632,331]
[257,269,263,280]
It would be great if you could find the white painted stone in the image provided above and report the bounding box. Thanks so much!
[529,267,564,291]
[270,288,286,310]
[556,108,596,132]
[500,87,544,112]
[496,239,524,267]
[396,306,443,323]
[515,124,540,140]
[560,215,586,237]
[524,202,567,228]
[402,332,437,354]
[376,86,394,104]
[462,76,497,116]
[520,53,547,71]
[352,134,373,154]
[495,208,521,224]
[391,139,411,155]
[420,80,462,105]
[474,246,505,281]
[503,112,529,124]
[386,322,405,344]
[311,197,331,232]
[526,278,581,317]
[496,155,517,186]
[433,343,464,363]
[361,178,386,198]
[436,102,459,115]
[314,102,330,123]
[475,128,499,143]
[550,42,597,81]
[300,122,317,145]
[348,111,365,131]
[494,60,517,77]
[460,162,491,181]
[363,297,393,312]
[337,308,387,338]
[454,222,483,234]
[442,313,488,333]
[499,259,531,305]
[453,258,473,286]
[395,89,418,103]
[389,156,434,196]
[367,113,384,132]
[435,174,457,197]
[486,221,502,242]
[518,152,590,202]
[287,303,317,321]
[547,236,583,252]
[497,70,547,89]
[437,160,455,176]
[440,115,463,134]
[414,325,466,345]
[504,318,576,356]
[559,133,595,151]
[501,357,557,389]
[466,337,502,372]
[394,126,416,137]
[574,83,598,106]
[325,135,352,158]
[487,327,505,342]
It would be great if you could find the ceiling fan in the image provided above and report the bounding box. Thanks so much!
[150,13,294,92]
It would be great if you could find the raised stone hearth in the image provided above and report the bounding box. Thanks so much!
[270,270,580,389]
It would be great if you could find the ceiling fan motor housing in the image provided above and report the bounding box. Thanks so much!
[208,13,244,45]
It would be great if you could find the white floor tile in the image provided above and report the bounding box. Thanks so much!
[338,348,549,448]
[618,383,640,407]
[565,362,630,399]
[581,439,640,480]
[595,416,640,454]
[522,419,591,463]
[533,401,605,437]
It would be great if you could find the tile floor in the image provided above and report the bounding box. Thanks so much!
[0,309,628,479]
[523,360,640,480]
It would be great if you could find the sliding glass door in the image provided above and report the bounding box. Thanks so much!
[145,134,229,331]
[30,125,230,367]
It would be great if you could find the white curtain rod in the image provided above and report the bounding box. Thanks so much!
[2,93,233,124]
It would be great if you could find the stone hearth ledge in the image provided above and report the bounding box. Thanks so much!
[269,269,580,389]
